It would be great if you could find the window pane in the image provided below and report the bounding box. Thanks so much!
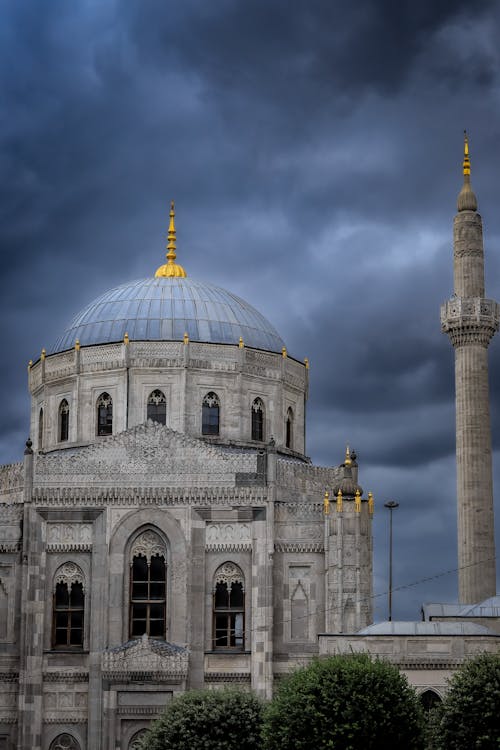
[202,405,219,435]
[131,619,147,637]
[69,628,83,646]
[132,604,147,619]
[132,582,148,599]
[150,581,165,598]
[149,619,164,637]
[215,614,229,647]
[56,613,69,629]
[230,582,244,608]
[132,556,148,581]
[55,582,69,607]
[214,582,229,609]
[150,556,166,580]
[70,582,84,607]
[71,612,83,629]
[55,628,68,645]
[234,613,244,646]
[150,603,164,620]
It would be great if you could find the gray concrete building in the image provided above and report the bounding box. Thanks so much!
[0,203,374,749]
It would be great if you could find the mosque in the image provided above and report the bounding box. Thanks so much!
[0,138,499,749]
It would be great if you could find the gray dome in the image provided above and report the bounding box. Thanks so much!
[52,277,285,354]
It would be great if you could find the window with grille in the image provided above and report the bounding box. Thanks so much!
[59,399,69,442]
[53,580,84,648]
[147,389,167,425]
[129,531,167,639]
[213,562,245,650]
[38,407,44,449]
[96,392,113,436]
[286,407,293,449]
[202,392,220,436]
[251,397,264,441]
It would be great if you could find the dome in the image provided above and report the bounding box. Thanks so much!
[51,276,285,354]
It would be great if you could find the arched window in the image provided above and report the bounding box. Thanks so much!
[202,392,220,436]
[38,407,44,449]
[59,399,69,442]
[49,735,81,750]
[130,530,167,639]
[129,730,148,750]
[419,689,442,712]
[286,407,293,449]
[52,563,85,648]
[96,392,113,436]
[251,398,265,441]
[147,389,167,425]
[213,562,245,650]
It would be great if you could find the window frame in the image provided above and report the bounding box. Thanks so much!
[96,392,113,436]
[286,407,293,449]
[59,398,70,442]
[129,553,167,639]
[202,391,220,436]
[212,563,245,651]
[146,389,167,425]
[51,565,86,650]
[251,397,265,441]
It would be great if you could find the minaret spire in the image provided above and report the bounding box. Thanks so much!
[441,134,499,604]
[457,130,477,212]
[155,200,187,278]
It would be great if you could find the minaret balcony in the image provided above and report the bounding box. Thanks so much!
[441,296,500,346]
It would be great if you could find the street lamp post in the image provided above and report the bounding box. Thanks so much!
[384,500,399,622]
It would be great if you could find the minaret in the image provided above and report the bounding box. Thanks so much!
[441,133,500,604]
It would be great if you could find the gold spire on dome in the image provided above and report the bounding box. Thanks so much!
[155,201,188,278]
[344,445,352,466]
[457,131,478,212]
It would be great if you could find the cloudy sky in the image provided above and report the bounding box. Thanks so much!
[2,0,500,621]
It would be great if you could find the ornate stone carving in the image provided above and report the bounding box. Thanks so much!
[54,562,85,592]
[213,562,244,592]
[102,634,189,682]
[131,530,166,562]
[274,542,324,553]
[129,730,148,750]
[47,523,93,552]
[206,523,251,544]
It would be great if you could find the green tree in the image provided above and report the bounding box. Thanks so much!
[139,687,264,750]
[262,653,424,750]
[429,652,500,749]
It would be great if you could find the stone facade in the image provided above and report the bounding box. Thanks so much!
[0,338,373,749]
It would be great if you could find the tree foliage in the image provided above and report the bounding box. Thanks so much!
[262,653,424,750]
[429,652,500,749]
[138,687,264,750]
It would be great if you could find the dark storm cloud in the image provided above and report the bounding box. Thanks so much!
[2,0,500,618]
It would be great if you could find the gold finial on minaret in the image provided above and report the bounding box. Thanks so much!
[75,339,80,351]
[41,348,46,361]
[239,336,244,349]
[354,488,361,513]
[304,357,309,369]
[155,201,187,278]
[336,489,343,512]
[183,331,189,344]
[457,131,477,212]
[344,444,352,466]
[463,130,471,177]
[282,346,287,358]
[323,490,330,515]
[368,491,374,515]
[123,332,130,345]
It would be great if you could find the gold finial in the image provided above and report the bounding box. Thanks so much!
[463,130,471,177]
[41,348,46,361]
[336,489,343,512]
[323,490,330,515]
[183,331,189,344]
[344,445,351,466]
[155,201,187,278]
[458,130,477,212]
[75,339,80,352]
[282,346,287,358]
[354,488,361,513]
[368,491,374,515]
[239,336,244,349]
[123,332,130,345]
[27,360,32,371]
[304,357,309,369]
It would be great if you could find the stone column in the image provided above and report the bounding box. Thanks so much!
[441,137,499,604]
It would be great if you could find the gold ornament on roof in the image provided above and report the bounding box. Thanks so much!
[336,489,343,513]
[368,491,374,515]
[344,445,352,466]
[323,490,330,515]
[239,336,244,348]
[354,488,361,513]
[463,130,471,176]
[155,201,187,278]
